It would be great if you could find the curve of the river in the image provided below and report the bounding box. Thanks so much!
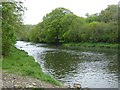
[15,41,118,88]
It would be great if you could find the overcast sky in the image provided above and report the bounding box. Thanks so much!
[22,0,119,25]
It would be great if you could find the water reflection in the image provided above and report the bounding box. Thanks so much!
[44,50,78,77]
[15,41,118,88]
[42,49,118,88]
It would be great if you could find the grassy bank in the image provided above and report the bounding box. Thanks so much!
[2,46,62,86]
[63,42,118,49]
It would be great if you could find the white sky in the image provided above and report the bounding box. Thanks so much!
[22,0,119,25]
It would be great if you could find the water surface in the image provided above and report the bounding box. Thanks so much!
[15,41,118,88]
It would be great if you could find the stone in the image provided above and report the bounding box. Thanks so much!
[14,84,22,88]
[73,83,81,89]
[32,82,36,86]
[27,84,34,88]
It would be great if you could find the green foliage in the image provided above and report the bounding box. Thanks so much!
[98,5,118,23]
[0,4,2,56]
[30,23,45,43]
[2,1,24,56]
[29,5,118,45]
[86,13,99,23]
[63,16,86,42]
[30,8,73,43]
[43,8,73,43]
[16,24,35,41]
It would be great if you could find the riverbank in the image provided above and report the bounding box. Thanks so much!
[2,71,60,88]
[63,42,118,49]
[2,46,62,88]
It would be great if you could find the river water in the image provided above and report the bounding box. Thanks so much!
[15,41,118,88]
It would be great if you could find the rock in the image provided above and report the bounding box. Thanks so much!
[67,85,71,88]
[73,83,81,89]
[2,72,61,88]
[17,82,21,84]
[26,84,34,88]
[64,84,71,88]
[32,82,36,86]
[14,84,22,88]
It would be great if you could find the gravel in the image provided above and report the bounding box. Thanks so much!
[2,71,60,88]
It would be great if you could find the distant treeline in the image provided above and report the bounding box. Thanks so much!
[22,5,118,44]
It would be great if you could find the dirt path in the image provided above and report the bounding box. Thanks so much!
[2,71,62,88]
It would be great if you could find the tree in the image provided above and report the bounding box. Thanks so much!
[29,5,118,44]
[86,13,99,23]
[63,15,86,42]
[31,7,73,44]
[0,4,2,56]
[2,1,24,56]
[98,5,118,23]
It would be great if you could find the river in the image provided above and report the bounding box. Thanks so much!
[15,41,118,88]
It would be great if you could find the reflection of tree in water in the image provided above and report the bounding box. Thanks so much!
[43,50,79,77]
[43,47,118,81]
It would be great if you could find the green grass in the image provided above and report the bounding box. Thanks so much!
[63,42,118,49]
[2,47,62,86]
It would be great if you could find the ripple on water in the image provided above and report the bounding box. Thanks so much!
[15,41,118,88]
